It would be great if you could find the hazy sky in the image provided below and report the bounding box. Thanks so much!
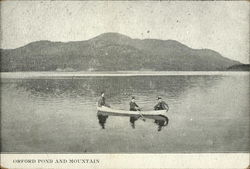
[1,1,249,63]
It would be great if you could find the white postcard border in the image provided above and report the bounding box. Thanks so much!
[1,153,249,169]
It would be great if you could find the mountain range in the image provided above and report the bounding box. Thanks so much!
[0,32,245,72]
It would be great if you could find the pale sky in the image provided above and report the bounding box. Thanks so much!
[1,1,249,63]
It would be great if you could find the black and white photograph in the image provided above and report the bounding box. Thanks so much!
[0,1,249,168]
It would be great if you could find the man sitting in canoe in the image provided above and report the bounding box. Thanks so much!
[98,92,110,107]
[154,96,169,111]
[129,96,141,111]
[129,96,144,126]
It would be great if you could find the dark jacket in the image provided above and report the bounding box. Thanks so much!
[154,101,168,110]
[129,101,140,111]
[98,97,106,107]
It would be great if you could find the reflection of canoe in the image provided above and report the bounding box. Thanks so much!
[97,110,169,131]
[97,106,167,116]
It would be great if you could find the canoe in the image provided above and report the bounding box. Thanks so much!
[97,110,169,121]
[97,106,167,116]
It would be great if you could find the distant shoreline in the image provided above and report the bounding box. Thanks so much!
[1,71,249,79]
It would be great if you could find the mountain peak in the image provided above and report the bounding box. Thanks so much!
[1,32,241,71]
[91,32,132,41]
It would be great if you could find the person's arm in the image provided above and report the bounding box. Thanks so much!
[135,103,140,110]
[104,99,111,107]
[162,103,166,110]
[104,103,111,107]
[97,99,101,107]
[163,101,169,110]
[129,102,132,109]
[98,98,102,107]
[154,103,159,110]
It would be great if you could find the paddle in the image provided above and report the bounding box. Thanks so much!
[136,107,146,122]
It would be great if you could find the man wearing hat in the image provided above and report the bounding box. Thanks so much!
[129,96,141,111]
[154,96,169,111]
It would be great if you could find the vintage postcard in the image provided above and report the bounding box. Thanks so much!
[0,1,249,168]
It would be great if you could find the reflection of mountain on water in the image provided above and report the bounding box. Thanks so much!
[97,111,169,131]
[12,76,222,101]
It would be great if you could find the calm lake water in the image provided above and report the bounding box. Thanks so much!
[1,72,249,153]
